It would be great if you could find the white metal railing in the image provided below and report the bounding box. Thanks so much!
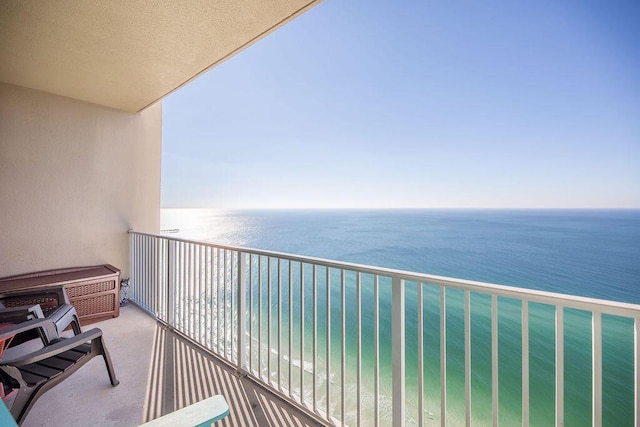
[129,231,640,426]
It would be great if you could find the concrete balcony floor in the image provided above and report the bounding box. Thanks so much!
[21,304,322,426]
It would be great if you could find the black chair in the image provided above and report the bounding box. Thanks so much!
[0,318,119,425]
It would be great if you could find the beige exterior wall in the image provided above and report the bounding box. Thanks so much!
[0,82,161,279]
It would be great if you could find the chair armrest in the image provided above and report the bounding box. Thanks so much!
[0,328,103,367]
[0,317,58,352]
[140,395,229,426]
[0,305,43,316]
[0,305,45,322]
[0,318,53,341]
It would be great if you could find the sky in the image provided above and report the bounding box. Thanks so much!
[161,0,640,209]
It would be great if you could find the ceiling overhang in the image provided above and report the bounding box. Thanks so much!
[0,0,321,112]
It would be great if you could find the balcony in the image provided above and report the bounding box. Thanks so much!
[19,303,320,426]
[8,230,639,426]
[126,231,640,426]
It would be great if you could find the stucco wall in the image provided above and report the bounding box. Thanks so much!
[0,82,161,279]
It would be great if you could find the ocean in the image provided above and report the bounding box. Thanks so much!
[160,208,640,426]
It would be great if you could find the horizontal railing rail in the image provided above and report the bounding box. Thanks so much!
[129,230,640,426]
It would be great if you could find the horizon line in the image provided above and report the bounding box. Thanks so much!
[160,206,640,210]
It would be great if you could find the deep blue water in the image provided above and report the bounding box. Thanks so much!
[161,208,640,425]
[162,209,640,303]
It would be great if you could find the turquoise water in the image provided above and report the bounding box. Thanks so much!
[162,209,640,426]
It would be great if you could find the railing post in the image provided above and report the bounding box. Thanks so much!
[392,276,405,426]
[635,317,640,427]
[167,240,175,327]
[593,312,602,427]
[237,251,248,374]
[128,231,135,303]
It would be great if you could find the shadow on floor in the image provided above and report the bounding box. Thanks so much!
[143,324,323,426]
[20,304,323,427]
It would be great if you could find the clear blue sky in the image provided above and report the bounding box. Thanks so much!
[161,0,639,209]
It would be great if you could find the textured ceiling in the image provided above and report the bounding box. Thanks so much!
[0,0,321,112]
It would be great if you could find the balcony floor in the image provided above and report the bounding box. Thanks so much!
[21,304,323,427]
